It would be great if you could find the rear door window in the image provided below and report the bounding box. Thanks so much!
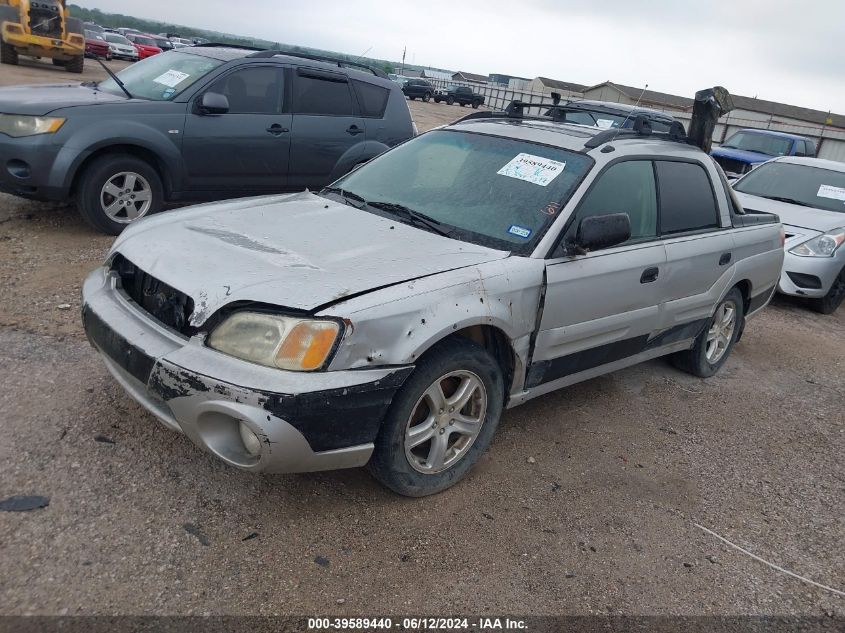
[294,70,354,116]
[352,80,389,118]
[656,161,720,234]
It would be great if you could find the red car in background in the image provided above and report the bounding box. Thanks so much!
[125,33,162,60]
[84,30,112,59]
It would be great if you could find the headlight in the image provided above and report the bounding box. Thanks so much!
[789,228,845,257]
[207,312,341,371]
[0,114,65,137]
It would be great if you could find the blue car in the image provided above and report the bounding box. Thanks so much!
[711,128,816,177]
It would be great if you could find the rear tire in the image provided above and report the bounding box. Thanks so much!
[65,55,83,73]
[0,39,18,66]
[368,338,505,497]
[77,154,163,235]
[809,267,845,314]
[671,288,744,378]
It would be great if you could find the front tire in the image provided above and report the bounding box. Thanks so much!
[809,267,845,314]
[446,96,454,105]
[65,55,84,73]
[0,39,18,66]
[423,92,431,102]
[671,288,744,378]
[77,154,163,235]
[472,100,480,109]
[368,339,505,497]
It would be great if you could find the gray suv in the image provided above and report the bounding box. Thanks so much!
[81,110,784,496]
[0,46,414,234]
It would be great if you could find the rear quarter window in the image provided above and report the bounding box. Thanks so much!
[352,80,389,118]
[656,161,720,234]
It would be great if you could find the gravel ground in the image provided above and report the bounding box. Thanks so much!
[0,60,843,618]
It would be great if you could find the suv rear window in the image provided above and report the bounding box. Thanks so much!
[656,161,719,234]
[294,72,354,116]
[352,80,389,118]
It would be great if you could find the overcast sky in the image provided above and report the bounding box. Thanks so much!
[92,0,845,113]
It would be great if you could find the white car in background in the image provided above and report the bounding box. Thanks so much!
[103,32,138,61]
[733,156,845,313]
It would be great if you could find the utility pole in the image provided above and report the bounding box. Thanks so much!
[400,46,406,76]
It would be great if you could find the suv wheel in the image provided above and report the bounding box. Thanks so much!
[0,39,18,65]
[368,338,504,496]
[472,100,480,109]
[810,266,845,314]
[671,287,744,378]
[446,95,454,105]
[423,92,431,102]
[77,155,163,235]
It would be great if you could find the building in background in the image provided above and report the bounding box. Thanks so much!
[526,77,588,97]
[451,71,487,84]
[421,69,452,81]
[489,73,530,86]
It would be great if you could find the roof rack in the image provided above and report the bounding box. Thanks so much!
[455,92,569,124]
[455,103,690,149]
[583,116,688,148]
[246,50,387,78]
[192,42,264,51]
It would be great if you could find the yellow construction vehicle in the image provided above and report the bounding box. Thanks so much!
[0,0,85,73]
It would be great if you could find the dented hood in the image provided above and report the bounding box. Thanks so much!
[110,192,510,326]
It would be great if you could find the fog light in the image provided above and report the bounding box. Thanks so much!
[239,421,262,456]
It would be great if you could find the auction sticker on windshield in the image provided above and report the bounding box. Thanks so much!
[497,153,565,187]
[817,184,845,202]
[153,69,190,88]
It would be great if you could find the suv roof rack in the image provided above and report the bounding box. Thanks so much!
[246,49,387,78]
[192,43,264,51]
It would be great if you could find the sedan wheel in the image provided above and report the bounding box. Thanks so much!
[404,370,487,474]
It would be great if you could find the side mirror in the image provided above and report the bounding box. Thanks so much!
[199,92,229,115]
[575,213,631,251]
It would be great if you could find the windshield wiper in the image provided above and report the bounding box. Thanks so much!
[365,201,453,238]
[321,186,366,208]
[91,56,132,99]
[760,195,813,208]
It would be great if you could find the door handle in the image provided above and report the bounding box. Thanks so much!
[266,124,289,136]
[640,267,659,284]
[346,125,364,136]
[719,252,732,266]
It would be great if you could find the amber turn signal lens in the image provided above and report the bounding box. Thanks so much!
[275,321,340,371]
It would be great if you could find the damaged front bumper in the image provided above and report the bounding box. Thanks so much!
[81,266,413,473]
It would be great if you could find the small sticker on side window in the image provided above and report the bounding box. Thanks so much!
[595,119,615,129]
[507,224,532,239]
[497,153,565,187]
[817,184,845,202]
